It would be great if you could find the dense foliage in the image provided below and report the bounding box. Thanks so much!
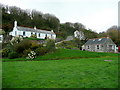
[1,38,56,59]
[56,39,86,50]
[98,25,120,46]
[46,39,55,52]
[1,4,60,33]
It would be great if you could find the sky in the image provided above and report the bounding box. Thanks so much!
[0,0,119,33]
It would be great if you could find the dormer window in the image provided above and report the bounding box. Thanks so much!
[98,38,102,41]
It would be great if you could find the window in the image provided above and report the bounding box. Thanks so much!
[45,34,47,39]
[108,45,113,49]
[88,46,90,49]
[101,45,103,47]
[112,45,114,49]
[23,32,25,36]
[15,31,17,35]
[31,32,33,35]
[97,45,99,49]
[51,34,52,38]
[39,33,41,37]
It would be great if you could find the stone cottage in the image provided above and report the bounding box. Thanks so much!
[82,37,117,52]
[9,21,56,39]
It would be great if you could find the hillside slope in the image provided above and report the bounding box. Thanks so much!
[36,48,118,60]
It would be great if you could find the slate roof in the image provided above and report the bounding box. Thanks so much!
[65,36,74,41]
[84,37,115,45]
[16,26,55,35]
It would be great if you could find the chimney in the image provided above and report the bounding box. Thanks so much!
[107,36,109,39]
[34,26,36,30]
[51,30,53,32]
[14,21,17,27]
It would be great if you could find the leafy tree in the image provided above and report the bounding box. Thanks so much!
[98,25,120,46]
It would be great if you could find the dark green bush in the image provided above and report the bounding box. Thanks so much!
[46,39,55,52]
[23,49,32,57]
[13,39,32,53]
[30,41,41,50]
[2,48,10,57]
[35,47,47,56]
[8,52,18,59]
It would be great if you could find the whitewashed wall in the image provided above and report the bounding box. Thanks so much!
[0,35,3,43]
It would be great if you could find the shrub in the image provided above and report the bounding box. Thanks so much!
[46,39,55,52]
[14,39,32,53]
[8,52,18,59]
[35,47,47,56]
[2,48,10,57]
[30,41,40,50]
[23,49,32,57]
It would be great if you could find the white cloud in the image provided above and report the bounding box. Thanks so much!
[82,8,117,32]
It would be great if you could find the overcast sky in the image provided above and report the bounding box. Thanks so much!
[0,0,119,33]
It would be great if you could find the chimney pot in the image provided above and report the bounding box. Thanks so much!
[34,26,36,30]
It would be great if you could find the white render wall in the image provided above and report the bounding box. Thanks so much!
[40,33,46,39]
[0,35,3,43]
[24,31,31,37]
[52,35,56,39]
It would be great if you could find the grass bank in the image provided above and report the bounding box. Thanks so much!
[2,48,118,61]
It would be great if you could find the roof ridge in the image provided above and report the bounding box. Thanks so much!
[16,26,55,34]
[89,37,109,40]
[17,26,51,31]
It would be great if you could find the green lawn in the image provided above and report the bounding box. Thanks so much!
[2,57,118,88]
[2,48,118,61]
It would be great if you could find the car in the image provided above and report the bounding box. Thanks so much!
[118,46,120,52]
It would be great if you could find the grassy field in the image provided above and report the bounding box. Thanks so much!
[2,48,118,61]
[2,56,118,88]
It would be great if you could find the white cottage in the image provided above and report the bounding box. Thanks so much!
[74,30,85,40]
[9,21,56,39]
